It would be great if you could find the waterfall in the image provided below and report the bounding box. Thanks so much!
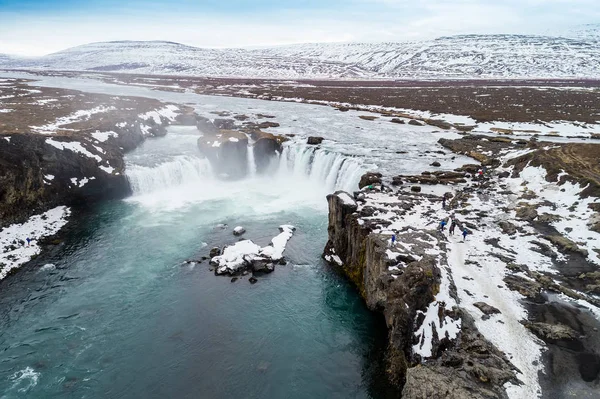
[247,144,257,178]
[126,142,366,196]
[276,144,365,193]
[126,156,213,195]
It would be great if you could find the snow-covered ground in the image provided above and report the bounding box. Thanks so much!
[0,207,70,280]
[2,33,599,79]
[347,151,600,398]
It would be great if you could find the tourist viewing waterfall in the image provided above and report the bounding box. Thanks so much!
[1,2,600,399]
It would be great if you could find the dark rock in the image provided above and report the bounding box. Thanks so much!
[498,221,517,236]
[392,176,404,185]
[515,205,538,221]
[249,276,258,284]
[522,322,579,341]
[430,161,441,167]
[257,121,280,129]
[544,235,589,257]
[196,116,219,134]
[213,118,237,130]
[530,241,558,258]
[231,277,238,283]
[307,136,324,145]
[251,257,275,273]
[197,130,249,179]
[233,226,246,236]
[408,119,424,126]
[358,172,382,189]
[498,171,510,179]
[0,133,130,227]
[390,118,406,124]
[209,247,221,258]
[473,302,501,316]
[411,186,422,193]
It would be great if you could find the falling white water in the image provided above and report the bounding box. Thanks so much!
[247,144,257,178]
[126,155,213,195]
[276,144,365,193]
[126,142,366,197]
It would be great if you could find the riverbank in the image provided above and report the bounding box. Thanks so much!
[323,136,600,397]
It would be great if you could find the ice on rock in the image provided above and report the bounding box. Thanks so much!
[259,225,295,261]
[233,226,246,236]
[0,206,70,280]
[211,225,296,275]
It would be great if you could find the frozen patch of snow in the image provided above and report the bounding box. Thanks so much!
[139,104,179,124]
[32,106,115,134]
[90,130,117,142]
[45,138,102,162]
[0,206,70,280]
[260,225,295,261]
[336,192,356,207]
[99,165,115,174]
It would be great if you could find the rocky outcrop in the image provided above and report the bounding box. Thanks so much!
[358,172,382,189]
[0,133,129,226]
[249,130,287,174]
[403,312,517,399]
[307,136,323,145]
[197,130,249,179]
[323,189,517,396]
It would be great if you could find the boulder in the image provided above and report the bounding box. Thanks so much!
[411,186,422,193]
[430,161,441,167]
[250,131,286,174]
[390,118,406,124]
[251,257,275,273]
[257,121,280,129]
[359,172,382,189]
[515,205,538,221]
[196,116,219,135]
[197,130,249,179]
[359,115,378,121]
[408,119,424,126]
[498,221,517,236]
[544,235,589,257]
[473,302,501,316]
[233,226,246,236]
[209,247,221,258]
[307,136,324,145]
[523,322,579,341]
[213,118,237,130]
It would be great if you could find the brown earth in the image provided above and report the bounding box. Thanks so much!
[0,78,177,135]
[8,70,600,125]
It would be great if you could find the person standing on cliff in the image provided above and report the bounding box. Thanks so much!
[449,220,457,235]
[439,219,447,232]
[26,237,31,246]
[462,228,469,242]
[390,233,396,247]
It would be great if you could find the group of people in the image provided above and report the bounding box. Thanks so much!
[439,200,469,241]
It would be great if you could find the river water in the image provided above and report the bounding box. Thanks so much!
[0,73,470,398]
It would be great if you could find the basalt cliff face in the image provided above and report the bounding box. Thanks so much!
[323,190,517,398]
[323,135,600,398]
[0,111,179,228]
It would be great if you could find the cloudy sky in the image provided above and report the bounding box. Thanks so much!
[0,0,598,55]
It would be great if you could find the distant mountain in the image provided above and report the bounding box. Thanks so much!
[2,34,599,79]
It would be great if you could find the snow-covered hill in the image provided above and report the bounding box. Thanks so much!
[2,34,600,79]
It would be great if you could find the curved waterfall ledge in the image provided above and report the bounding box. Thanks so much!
[125,141,367,196]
